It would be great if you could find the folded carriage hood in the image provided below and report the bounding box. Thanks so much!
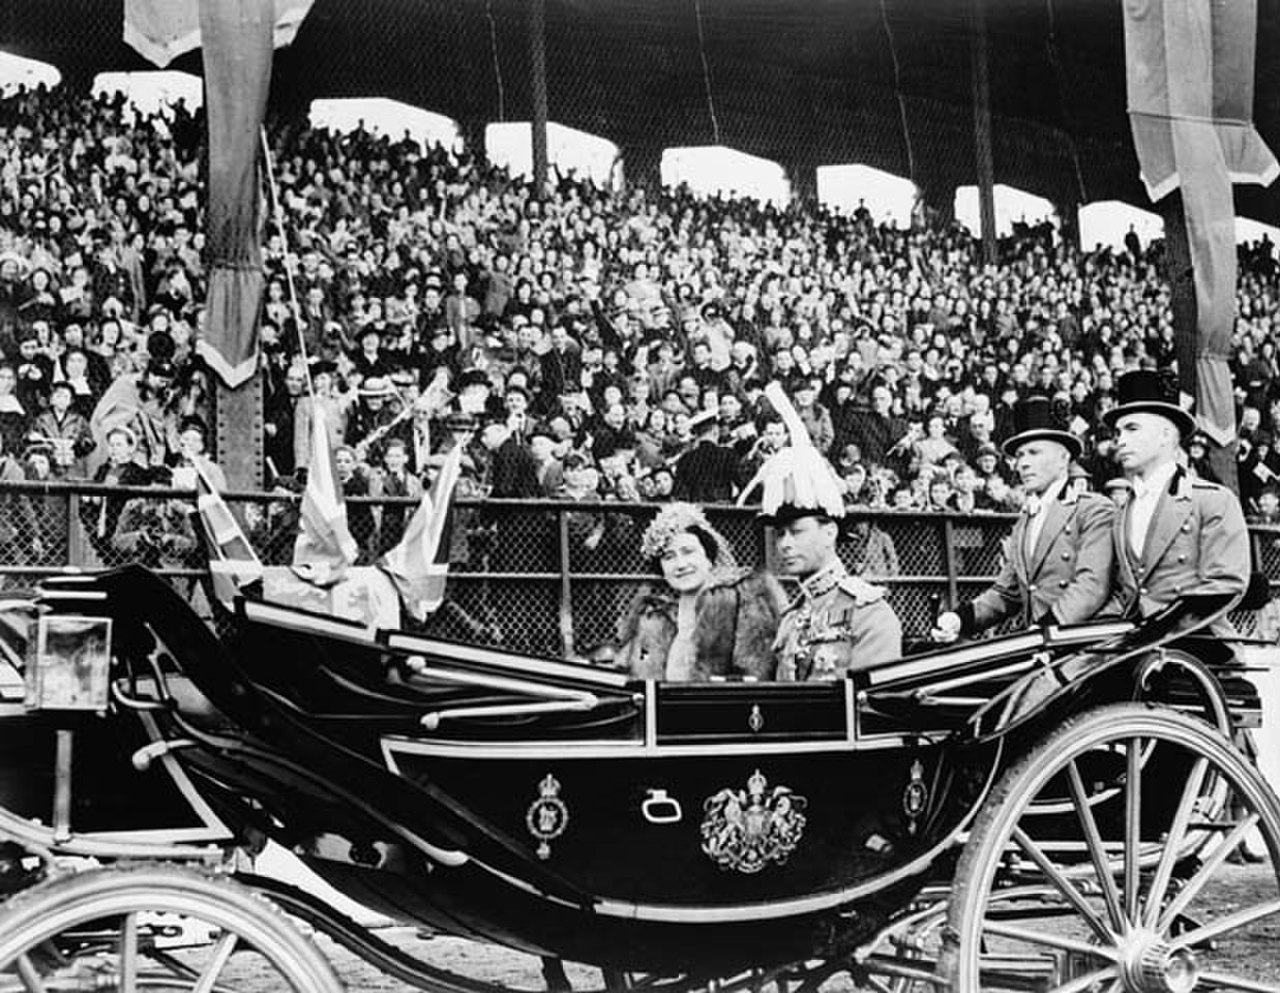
[44,566,604,909]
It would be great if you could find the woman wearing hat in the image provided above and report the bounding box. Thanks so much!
[933,395,1116,642]
[615,503,785,681]
[1105,370,1249,634]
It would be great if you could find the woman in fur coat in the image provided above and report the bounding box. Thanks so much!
[617,502,785,681]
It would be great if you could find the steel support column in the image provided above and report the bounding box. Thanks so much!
[529,0,548,198]
[969,0,997,265]
[216,374,264,491]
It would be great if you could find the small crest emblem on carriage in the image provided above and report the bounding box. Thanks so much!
[525,774,569,860]
[748,704,765,733]
[902,759,928,836]
[700,769,808,874]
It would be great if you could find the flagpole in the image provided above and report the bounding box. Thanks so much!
[259,126,314,398]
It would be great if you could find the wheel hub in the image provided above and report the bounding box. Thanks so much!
[1119,929,1199,993]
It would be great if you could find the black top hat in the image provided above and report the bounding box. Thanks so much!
[1001,395,1082,458]
[1102,369,1196,437]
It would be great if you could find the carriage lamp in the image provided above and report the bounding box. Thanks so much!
[24,614,113,714]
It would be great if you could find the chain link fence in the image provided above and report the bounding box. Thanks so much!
[0,480,1276,654]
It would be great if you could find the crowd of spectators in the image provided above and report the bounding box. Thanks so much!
[3,81,1280,572]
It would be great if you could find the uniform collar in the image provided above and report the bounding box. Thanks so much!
[799,561,847,600]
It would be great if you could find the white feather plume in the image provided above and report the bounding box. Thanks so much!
[738,382,844,519]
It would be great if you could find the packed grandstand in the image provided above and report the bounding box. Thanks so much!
[2,80,1280,566]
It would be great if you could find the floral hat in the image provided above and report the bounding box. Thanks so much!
[639,502,735,569]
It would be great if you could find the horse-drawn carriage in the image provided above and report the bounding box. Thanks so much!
[0,563,1277,992]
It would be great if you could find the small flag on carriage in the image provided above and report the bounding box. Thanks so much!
[378,444,463,621]
[293,412,359,586]
[193,464,262,605]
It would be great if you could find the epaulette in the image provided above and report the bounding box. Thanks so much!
[836,575,887,605]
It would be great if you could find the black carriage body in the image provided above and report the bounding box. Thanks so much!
[4,567,1262,973]
[196,595,991,969]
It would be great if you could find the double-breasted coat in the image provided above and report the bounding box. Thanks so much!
[962,484,1116,634]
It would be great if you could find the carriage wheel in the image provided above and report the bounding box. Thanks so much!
[0,864,343,992]
[943,703,1280,993]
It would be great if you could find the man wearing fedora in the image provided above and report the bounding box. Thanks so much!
[757,441,903,680]
[1105,370,1249,634]
[933,396,1116,642]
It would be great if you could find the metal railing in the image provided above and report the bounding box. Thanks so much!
[0,480,1274,655]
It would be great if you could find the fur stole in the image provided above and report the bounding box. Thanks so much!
[617,567,786,681]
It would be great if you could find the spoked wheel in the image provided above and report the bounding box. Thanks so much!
[943,703,1280,993]
[0,864,343,992]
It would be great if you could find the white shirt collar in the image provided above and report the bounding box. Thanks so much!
[1132,460,1178,500]
[1025,473,1069,515]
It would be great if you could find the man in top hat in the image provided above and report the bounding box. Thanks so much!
[1105,370,1249,633]
[933,397,1116,642]
[756,388,903,679]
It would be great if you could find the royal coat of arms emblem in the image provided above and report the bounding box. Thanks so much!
[525,774,569,860]
[700,769,808,874]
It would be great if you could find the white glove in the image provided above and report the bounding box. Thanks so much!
[931,610,962,643]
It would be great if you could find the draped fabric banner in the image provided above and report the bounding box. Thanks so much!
[124,0,314,388]
[1124,0,1277,201]
[124,0,313,69]
[196,0,273,388]
[1124,0,1278,448]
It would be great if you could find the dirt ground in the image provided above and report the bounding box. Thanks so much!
[287,863,1280,992]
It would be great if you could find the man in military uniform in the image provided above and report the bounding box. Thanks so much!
[771,507,902,679]
[932,396,1115,641]
[750,382,902,679]
[1105,370,1249,635]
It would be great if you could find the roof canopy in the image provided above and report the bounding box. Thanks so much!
[7,0,1280,223]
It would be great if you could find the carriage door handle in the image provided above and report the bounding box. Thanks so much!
[641,789,683,824]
